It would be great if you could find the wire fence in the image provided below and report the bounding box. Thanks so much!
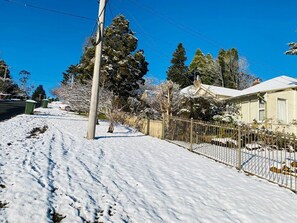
[125,114,297,192]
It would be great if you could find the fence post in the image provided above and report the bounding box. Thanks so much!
[189,117,193,152]
[161,113,165,140]
[237,125,242,170]
[146,118,150,135]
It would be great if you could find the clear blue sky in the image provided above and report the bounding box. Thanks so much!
[0,0,296,96]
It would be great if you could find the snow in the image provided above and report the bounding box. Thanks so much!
[26,99,37,103]
[180,85,199,97]
[238,75,297,96]
[180,76,297,100]
[202,84,242,97]
[180,84,242,98]
[1,103,297,222]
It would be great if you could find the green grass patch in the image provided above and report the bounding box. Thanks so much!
[98,113,108,120]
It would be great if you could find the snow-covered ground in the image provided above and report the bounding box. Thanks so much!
[1,102,297,222]
[172,140,297,191]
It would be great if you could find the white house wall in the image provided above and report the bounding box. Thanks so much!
[237,89,297,134]
[239,98,258,123]
[266,89,297,134]
[240,102,249,123]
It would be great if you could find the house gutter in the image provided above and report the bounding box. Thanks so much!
[227,86,297,101]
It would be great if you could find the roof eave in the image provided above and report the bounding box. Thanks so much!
[227,86,297,101]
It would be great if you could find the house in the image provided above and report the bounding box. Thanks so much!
[181,75,297,134]
[229,76,297,134]
[180,78,241,100]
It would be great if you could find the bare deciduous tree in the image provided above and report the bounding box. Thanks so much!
[157,80,182,116]
[238,57,256,90]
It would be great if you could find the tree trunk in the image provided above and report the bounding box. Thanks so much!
[107,95,118,133]
[107,109,115,133]
[107,121,114,133]
[113,95,119,110]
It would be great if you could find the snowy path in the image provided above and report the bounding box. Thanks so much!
[1,104,297,222]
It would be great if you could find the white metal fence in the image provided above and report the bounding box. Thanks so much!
[124,114,297,192]
[164,116,297,192]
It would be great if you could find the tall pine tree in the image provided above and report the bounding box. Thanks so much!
[101,15,149,100]
[189,49,206,81]
[0,60,11,80]
[32,85,46,101]
[62,65,81,85]
[218,48,239,89]
[166,43,190,88]
[0,60,12,93]
[205,54,223,86]
[189,49,222,86]
[62,15,148,103]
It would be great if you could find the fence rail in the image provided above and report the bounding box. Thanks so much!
[124,114,297,192]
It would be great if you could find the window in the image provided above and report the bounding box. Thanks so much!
[259,99,265,122]
[277,98,287,123]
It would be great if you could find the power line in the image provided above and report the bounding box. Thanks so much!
[107,0,114,19]
[3,0,96,21]
[127,0,222,49]
[3,0,102,49]
[128,0,289,76]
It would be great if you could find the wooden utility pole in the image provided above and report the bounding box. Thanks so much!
[86,0,107,139]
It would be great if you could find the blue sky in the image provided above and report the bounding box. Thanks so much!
[0,0,296,96]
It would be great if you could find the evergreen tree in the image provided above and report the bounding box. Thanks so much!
[0,60,11,93]
[61,37,96,85]
[218,48,239,89]
[166,43,190,88]
[62,15,148,102]
[0,60,11,79]
[6,83,20,95]
[205,54,222,86]
[189,50,222,86]
[32,85,46,101]
[189,49,206,82]
[0,60,22,95]
[101,15,149,101]
[62,65,80,85]
[217,49,226,87]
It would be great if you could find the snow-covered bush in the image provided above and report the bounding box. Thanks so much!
[178,95,227,121]
[52,80,112,114]
[212,103,240,124]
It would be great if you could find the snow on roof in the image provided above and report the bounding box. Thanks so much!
[181,76,297,99]
[202,84,242,97]
[239,75,297,96]
[180,84,241,98]
[180,85,199,97]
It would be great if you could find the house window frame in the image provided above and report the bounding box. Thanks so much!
[258,99,265,122]
[276,98,288,124]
